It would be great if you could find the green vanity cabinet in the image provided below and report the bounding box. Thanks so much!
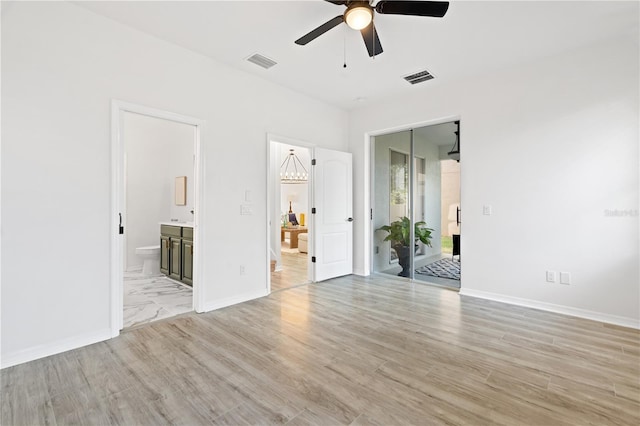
[182,227,194,286]
[169,238,182,281]
[160,224,193,287]
[160,235,171,275]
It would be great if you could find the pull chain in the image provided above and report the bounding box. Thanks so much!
[343,27,347,68]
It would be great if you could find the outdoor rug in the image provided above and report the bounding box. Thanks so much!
[415,258,460,280]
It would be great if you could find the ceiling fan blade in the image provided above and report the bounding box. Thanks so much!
[295,15,344,45]
[361,22,383,57]
[324,0,348,4]
[375,1,449,18]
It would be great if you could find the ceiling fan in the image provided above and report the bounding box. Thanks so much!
[294,1,450,57]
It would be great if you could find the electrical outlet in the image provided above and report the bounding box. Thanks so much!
[560,272,571,285]
[375,246,379,254]
[240,204,253,215]
[240,265,245,275]
[546,271,556,283]
[483,205,492,216]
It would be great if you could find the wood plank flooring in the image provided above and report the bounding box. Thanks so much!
[2,274,639,425]
[271,250,309,292]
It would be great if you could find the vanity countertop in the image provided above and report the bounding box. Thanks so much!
[159,221,194,228]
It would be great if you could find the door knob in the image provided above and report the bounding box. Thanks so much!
[347,217,354,222]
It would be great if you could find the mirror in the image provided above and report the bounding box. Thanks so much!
[175,176,187,205]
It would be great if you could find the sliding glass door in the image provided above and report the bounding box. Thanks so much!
[372,121,461,289]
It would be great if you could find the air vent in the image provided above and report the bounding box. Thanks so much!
[403,69,434,85]
[246,53,277,70]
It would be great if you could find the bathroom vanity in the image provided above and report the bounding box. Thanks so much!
[160,223,193,286]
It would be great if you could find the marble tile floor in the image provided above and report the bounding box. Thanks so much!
[124,270,193,329]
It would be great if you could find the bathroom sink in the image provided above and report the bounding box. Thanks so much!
[160,220,194,227]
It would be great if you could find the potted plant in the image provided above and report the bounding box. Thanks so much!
[377,216,434,277]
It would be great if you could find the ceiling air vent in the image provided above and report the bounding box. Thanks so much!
[403,69,434,85]
[246,53,277,70]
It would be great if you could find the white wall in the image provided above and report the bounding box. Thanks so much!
[281,184,309,223]
[350,36,639,326]
[124,112,195,270]
[1,2,347,366]
[441,160,460,237]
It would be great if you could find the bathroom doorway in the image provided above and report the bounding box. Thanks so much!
[268,138,313,292]
[110,101,204,334]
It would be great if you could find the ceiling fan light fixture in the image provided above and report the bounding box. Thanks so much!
[345,5,373,30]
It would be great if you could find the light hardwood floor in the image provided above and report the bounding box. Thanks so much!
[271,249,309,292]
[2,274,639,425]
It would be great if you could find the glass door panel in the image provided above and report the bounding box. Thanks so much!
[389,149,408,263]
[414,156,426,258]
[372,121,461,289]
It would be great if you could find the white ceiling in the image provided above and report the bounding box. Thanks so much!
[77,1,639,110]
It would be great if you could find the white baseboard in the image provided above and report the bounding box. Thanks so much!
[459,288,640,330]
[1,328,113,369]
[353,268,369,276]
[199,289,270,313]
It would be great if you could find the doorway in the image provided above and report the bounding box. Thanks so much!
[268,140,312,292]
[110,100,204,336]
[122,112,194,328]
[371,120,461,290]
[267,137,354,291]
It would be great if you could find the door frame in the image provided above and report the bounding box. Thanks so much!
[266,134,315,293]
[110,99,205,336]
[366,115,461,279]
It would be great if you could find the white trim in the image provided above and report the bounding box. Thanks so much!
[202,289,270,312]
[353,268,367,276]
[1,329,112,369]
[110,101,124,336]
[110,100,206,335]
[459,288,640,330]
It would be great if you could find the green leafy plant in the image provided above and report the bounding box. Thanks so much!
[376,216,434,249]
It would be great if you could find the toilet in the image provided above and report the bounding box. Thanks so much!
[136,245,161,276]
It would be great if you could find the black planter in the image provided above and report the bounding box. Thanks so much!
[395,245,411,277]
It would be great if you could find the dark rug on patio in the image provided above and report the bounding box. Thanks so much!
[415,258,460,280]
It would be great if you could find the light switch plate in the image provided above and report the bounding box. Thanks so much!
[240,204,253,215]
[483,205,492,215]
[560,272,571,285]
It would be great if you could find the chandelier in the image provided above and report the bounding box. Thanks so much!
[280,149,308,184]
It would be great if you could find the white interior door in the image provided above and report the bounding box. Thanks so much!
[313,147,353,281]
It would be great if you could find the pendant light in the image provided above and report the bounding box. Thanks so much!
[448,120,460,162]
[280,149,308,184]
